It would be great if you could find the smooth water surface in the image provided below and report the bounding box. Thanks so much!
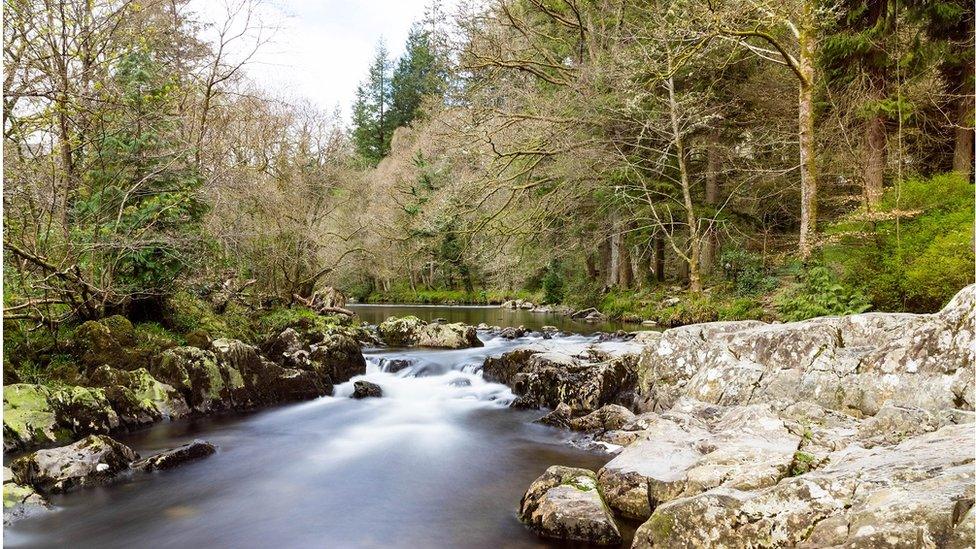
[6,333,636,548]
[349,303,648,335]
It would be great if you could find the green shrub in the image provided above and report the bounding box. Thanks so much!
[720,247,778,296]
[825,172,975,312]
[541,261,566,304]
[775,265,871,321]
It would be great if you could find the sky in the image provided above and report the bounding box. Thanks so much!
[190,0,442,120]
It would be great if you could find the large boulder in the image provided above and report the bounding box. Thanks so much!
[597,400,801,520]
[131,439,216,472]
[632,423,975,548]
[87,365,190,426]
[211,338,329,404]
[2,384,71,452]
[151,346,245,413]
[518,466,621,546]
[634,286,976,416]
[309,334,367,384]
[46,385,120,436]
[377,316,483,349]
[11,435,137,494]
[72,315,137,370]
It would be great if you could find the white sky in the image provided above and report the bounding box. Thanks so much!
[190,0,440,121]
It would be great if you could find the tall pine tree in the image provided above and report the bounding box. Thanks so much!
[351,40,394,165]
[389,24,447,129]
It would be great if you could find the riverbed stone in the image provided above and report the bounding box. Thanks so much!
[569,404,636,433]
[377,316,483,349]
[211,338,330,404]
[72,315,138,371]
[151,346,244,413]
[351,381,383,399]
[131,440,216,471]
[519,466,621,546]
[631,423,975,548]
[47,385,120,437]
[11,435,138,494]
[309,334,367,384]
[2,384,71,452]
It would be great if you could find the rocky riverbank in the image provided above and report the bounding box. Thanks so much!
[501,284,975,547]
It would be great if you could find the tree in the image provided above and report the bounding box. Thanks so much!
[351,40,394,165]
[389,24,447,129]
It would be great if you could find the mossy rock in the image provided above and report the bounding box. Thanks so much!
[88,365,189,424]
[376,316,426,347]
[2,384,70,452]
[47,385,120,436]
[72,316,137,370]
[151,347,242,413]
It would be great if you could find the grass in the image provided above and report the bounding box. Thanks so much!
[361,288,542,305]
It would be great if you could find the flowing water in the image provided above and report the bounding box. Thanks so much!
[6,309,644,548]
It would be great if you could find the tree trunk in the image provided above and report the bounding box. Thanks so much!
[608,231,621,288]
[953,98,974,178]
[797,14,818,259]
[667,74,702,293]
[585,254,599,279]
[654,236,665,282]
[702,128,722,272]
[599,239,611,287]
[864,113,886,210]
[619,239,632,289]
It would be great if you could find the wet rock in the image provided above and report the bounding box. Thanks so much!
[3,480,48,525]
[211,338,329,404]
[351,381,383,399]
[308,334,367,384]
[569,404,635,433]
[498,326,528,340]
[151,346,245,413]
[2,384,71,452]
[632,423,975,548]
[131,440,217,472]
[11,435,137,494]
[482,345,545,385]
[87,365,190,426]
[536,402,573,428]
[519,465,621,545]
[264,328,303,363]
[47,386,120,437]
[597,400,801,520]
[511,353,638,414]
[377,316,483,349]
[378,358,413,373]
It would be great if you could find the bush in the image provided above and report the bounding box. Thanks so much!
[541,261,566,304]
[775,265,871,321]
[825,173,975,312]
[720,247,778,296]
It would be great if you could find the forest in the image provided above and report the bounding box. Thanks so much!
[3,0,974,376]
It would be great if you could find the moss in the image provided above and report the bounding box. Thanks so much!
[787,451,817,476]
[647,512,674,540]
[3,483,36,509]
[564,474,598,492]
[2,384,71,449]
[47,385,119,435]
[376,316,425,346]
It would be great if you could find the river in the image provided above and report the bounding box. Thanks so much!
[6,308,645,548]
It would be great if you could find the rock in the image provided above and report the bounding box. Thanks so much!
[584,311,605,322]
[632,287,976,415]
[351,381,383,399]
[151,346,247,413]
[632,423,975,548]
[87,365,190,426]
[211,338,329,404]
[569,404,636,433]
[308,334,367,384]
[11,435,137,494]
[483,346,638,414]
[520,301,535,310]
[597,400,801,520]
[2,384,70,452]
[500,300,517,309]
[641,320,658,327]
[46,385,120,436]
[498,326,527,340]
[131,440,217,471]
[264,328,303,363]
[518,466,621,545]
[378,358,413,373]
[377,316,483,349]
[3,481,48,525]
[72,315,138,370]
[570,307,602,320]
[536,402,573,428]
